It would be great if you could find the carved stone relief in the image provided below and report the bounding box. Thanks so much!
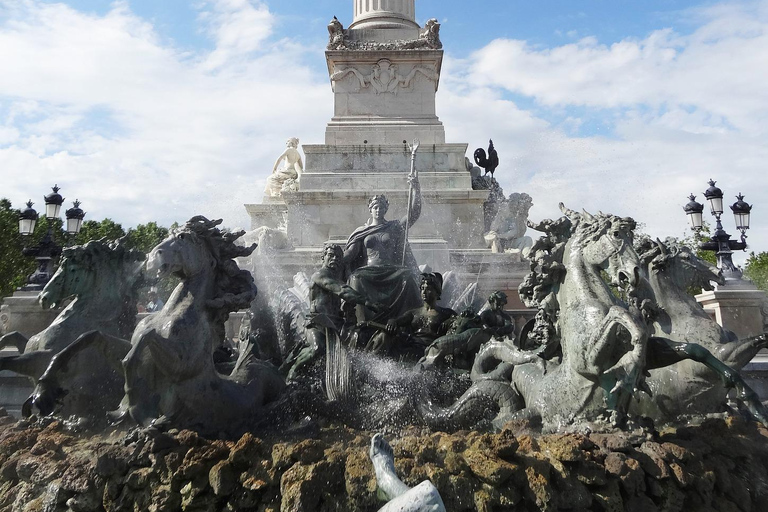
[331,59,438,95]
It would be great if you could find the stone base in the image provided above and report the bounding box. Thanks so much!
[696,286,767,340]
[0,370,33,418]
[0,291,59,339]
[742,351,768,401]
[1,416,767,511]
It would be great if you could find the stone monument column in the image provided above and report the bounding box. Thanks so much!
[350,0,419,30]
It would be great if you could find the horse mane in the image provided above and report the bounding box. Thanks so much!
[175,216,258,319]
[519,206,636,352]
[62,237,145,338]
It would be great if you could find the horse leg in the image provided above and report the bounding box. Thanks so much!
[713,334,768,370]
[0,351,54,381]
[647,337,768,425]
[29,331,131,417]
[0,332,29,353]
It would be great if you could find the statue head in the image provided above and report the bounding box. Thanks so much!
[321,243,344,271]
[488,290,508,310]
[508,193,533,217]
[286,137,299,148]
[368,195,389,222]
[420,272,443,301]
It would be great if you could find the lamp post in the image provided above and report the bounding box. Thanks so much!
[17,185,85,291]
[684,179,752,282]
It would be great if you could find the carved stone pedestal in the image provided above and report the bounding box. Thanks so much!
[696,286,766,340]
[697,283,768,399]
[0,291,59,339]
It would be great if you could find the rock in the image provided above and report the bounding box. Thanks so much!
[591,433,634,453]
[625,495,659,512]
[66,491,102,512]
[228,432,266,469]
[286,439,324,464]
[180,479,215,511]
[179,443,228,480]
[539,433,594,462]
[16,456,41,482]
[271,443,293,472]
[282,457,345,512]
[148,485,181,512]
[573,459,607,486]
[524,464,554,512]
[461,450,518,486]
[593,480,624,512]
[209,460,237,496]
[635,443,671,480]
[344,449,377,510]
[95,447,130,478]
[126,467,154,490]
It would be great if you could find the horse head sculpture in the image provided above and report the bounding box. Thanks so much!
[641,238,724,291]
[40,237,144,311]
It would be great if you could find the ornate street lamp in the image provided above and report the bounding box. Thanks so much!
[44,185,64,220]
[65,200,86,235]
[17,185,85,291]
[18,201,38,236]
[685,180,752,282]
[683,195,704,231]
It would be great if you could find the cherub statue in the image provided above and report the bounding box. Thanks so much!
[264,137,303,198]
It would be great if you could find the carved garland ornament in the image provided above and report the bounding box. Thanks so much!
[331,59,438,95]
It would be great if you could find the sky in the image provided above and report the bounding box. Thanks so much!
[0,0,766,264]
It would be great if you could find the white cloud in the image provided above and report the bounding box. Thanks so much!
[196,0,276,70]
[439,1,768,260]
[0,0,329,230]
[0,0,766,265]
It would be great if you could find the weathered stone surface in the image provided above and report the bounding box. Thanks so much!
[209,460,237,497]
[0,418,766,511]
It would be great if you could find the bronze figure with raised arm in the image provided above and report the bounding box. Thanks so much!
[343,167,423,328]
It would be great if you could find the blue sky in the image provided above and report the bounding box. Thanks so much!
[1,0,767,262]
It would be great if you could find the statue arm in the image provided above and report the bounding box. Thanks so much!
[343,239,361,266]
[314,272,367,306]
[402,175,422,228]
[273,150,288,172]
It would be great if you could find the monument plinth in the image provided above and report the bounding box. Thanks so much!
[245,1,529,308]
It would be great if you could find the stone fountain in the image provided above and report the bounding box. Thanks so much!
[1,2,768,511]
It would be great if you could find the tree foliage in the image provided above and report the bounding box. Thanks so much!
[0,199,35,298]
[0,199,174,300]
[73,219,126,245]
[126,222,169,253]
[744,252,768,292]
[679,222,716,265]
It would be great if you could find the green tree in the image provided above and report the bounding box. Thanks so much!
[125,222,169,253]
[679,221,716,265]
[745,252,768,292]
[74,218,126,245]
[0,199,35,298]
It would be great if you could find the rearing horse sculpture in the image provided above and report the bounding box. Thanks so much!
[424,207,768,431]
[421,205,651,430]
[0,238,143,385]
[28,217,285,435]
[630,238,768,418]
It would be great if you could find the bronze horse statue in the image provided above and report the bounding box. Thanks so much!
[0,238,143,388]
[28,217,285,435]
[629,238,768,419]
[421,205,768,431]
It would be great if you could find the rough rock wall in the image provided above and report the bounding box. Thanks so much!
[0,408,767,511]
